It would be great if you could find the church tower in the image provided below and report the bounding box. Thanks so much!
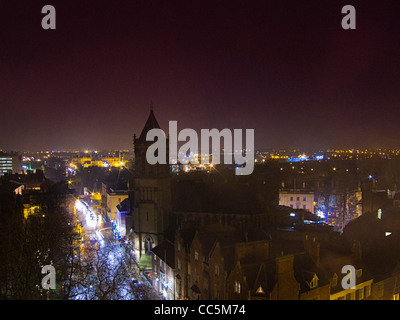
[131,108,171,262]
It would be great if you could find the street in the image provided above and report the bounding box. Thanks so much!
[72,200,160,300]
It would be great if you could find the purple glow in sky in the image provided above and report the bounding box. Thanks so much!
[1,0,400,151]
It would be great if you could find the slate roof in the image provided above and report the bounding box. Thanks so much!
[138,109,161,141]
[152,239,175,269]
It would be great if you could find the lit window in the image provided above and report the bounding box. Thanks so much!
[194,250,199,261]
[309,274,319,288]
[256,285,264,294]
[332,273,338,287]
[234,281,241,294]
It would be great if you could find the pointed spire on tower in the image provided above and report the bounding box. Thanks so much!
[138,103,160,141]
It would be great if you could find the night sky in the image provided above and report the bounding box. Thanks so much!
[2,0,400,151]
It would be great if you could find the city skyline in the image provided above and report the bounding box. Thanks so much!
[2,1,400,152]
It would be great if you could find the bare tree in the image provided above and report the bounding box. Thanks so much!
[62,240,147,300]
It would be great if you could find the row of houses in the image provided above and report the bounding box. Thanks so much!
[150,223,400,300]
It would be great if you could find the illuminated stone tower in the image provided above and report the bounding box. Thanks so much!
[132,108,171,263]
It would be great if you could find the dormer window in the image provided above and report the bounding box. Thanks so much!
[309,274,319,289]
[256,285,265,294]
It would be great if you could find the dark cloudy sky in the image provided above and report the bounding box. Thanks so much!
[1,0,400,151]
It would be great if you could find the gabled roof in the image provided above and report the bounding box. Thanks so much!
[152,240,175,269]
[232,259,276,298]
[138,109,161,141]
[243,261,275,297]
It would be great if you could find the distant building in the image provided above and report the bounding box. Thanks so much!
[115,198,130,238]
[100,169,131,223]
[0,171,75,220]
[105,187,129,222]
[279,190,315,212]
[70,151,130,168]
[0,152,22,176]
[4,169,47,192]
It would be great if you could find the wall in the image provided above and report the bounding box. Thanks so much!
[279,192,314,212]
